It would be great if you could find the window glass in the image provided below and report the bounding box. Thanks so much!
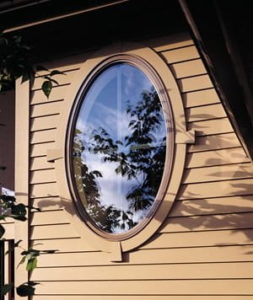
[72,63,167,234]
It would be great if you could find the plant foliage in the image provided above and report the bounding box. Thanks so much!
[0,30,64,97]
[0,196,57,297]
[0,30,62,297]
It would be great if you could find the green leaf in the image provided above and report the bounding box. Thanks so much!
[16,282,37,297]
[13,215,27,221]
[0,224,5,238]
[26,257,37,272]
[0,195,16,203]
[42,80,52,98]
[0,283,13,296]
[11,203,27,221]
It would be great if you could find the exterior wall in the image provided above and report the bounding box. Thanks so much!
[0,90,15,192]
[0,91,15,241]
[14,33,253,298]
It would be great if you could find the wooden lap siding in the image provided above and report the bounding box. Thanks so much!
[27,35,253,299]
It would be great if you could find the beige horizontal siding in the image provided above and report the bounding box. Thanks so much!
[30,156,54,170]
[32,69,77,90]
[32,296,253,300]
[186,103,226,122]
[189,133,240,152]
[186,147,249,168]
[30,142,55,157]
[30,169,56,184]
[31,210,67,226]
[189,118,233,136]
[179,74,213,92]
[178,178,253,200]
[171,59,206,79]
[143,229,253,249]
[31,261,253,281]
[183,163,253,183]
[31,100,63,117]
[31,129,56,144]
[151,33,194,52]
[160,45,200,63]
[34,279,253,295]
[163,212,253,232]
[183,88,220,108]
[171,196,253,216]
[30,182,58,198]
[31,237,95,254]
[31,223,79,240]
[31,196,62,211]
[31,85,68,104]
[170,195,253,216]
[32,80,69,92]
[30,238,96,252]
[31,115,59,132]
[36,245,253,267]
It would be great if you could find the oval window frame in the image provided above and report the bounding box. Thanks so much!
[53,44,189,258]
[67,56,174,241]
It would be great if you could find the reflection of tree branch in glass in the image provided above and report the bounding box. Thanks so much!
[72,63,167,234]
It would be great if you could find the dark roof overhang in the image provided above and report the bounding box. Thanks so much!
[179,0,253,159]
[1,0,188,62]
[1,0,130,33]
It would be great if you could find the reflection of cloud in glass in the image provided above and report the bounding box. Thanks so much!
[78,104,131,143]
[82,151,134,210]
[121,64,152,99]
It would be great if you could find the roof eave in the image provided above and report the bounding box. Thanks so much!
[179,0,253,160]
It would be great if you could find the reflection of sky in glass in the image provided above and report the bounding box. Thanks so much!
[77,64,153,136]
[73,63,167,233]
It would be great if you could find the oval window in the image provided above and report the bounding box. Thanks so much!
[70,62,169,238]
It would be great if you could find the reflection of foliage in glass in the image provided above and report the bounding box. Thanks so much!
[73,86,166,234]
[73,131,137,233]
